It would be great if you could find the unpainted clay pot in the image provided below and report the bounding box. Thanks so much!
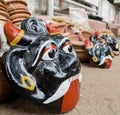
[0,10,9,21]
[6,0,27,11]
[10,13,31,20]
[6,0,31,27]
[9,9,31,16]
[5,0,27,5]
[5,0,28,12]
[75,49,90,63]
[0,6,8,12]
[72,41,90,63]
[0,2,7,9]
[81,31,92,41]
[0,1,10,21]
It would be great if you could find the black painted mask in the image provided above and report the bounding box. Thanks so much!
[84,35,113,68]
[2,21,82,113]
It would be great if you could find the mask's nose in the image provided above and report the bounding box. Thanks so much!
[57,50,80,73]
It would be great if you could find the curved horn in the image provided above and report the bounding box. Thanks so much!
[4,21,37,46]
[4,22,24,46]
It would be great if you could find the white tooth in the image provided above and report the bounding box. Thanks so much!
[98,55,112,66]
[79,73,83,82]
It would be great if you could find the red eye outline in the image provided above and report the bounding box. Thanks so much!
[41,45,57,61]
[62,41,71,48]
[62,41,73,54]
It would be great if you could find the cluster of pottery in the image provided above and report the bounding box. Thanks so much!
[68,31,92,63]
[5,0,31,27]
[0,0,10,21]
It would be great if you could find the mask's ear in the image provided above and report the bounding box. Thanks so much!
[2,47,36,93]
[2,43,45,100]
[3,21,46,99]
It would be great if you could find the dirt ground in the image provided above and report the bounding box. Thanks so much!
[0,40,120,115]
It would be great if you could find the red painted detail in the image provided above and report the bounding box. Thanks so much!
[46,23,60,35]
[84,39,92,49]
[61,79,80,113]
[4,21,22,43]
[105,58,112,68]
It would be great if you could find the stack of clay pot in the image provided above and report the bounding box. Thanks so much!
[64,25,91,63]
[0,0,10,21]
[5,0,31,27]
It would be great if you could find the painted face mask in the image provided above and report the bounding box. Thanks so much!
[2,22,82,113]
[84,35,114,68]
[96,33,119,55]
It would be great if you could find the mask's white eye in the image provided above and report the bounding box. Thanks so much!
[62,41,73,54]
[41,45,56,60]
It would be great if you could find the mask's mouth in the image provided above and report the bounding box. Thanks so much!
[43,72,82,104]
[98,55,112,67]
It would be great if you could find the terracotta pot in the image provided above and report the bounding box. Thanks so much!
[0,0,6,5]
[5,0,27,5]
[0,11,9,21]
[5,0,26,2]
[0,2,7,10]
[75,49,90,63]
[0,6,8,12]
[72,41,85,50]
[68,34,83,42]
[8,6,28,12]
[6,0,28,11]
[0,10,9,18]
[10,13,30,20]
[9,9,31,16]
[71,41,90,63]
[0,64,13,102]
[81,31,92,40]
[11,17,30,23]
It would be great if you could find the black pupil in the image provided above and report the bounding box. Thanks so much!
[48,49,55,58]
[68,45,72,52]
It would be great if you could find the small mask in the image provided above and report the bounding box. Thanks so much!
[84,35,113,68]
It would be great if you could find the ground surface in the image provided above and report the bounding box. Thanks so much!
[0,40,120,115]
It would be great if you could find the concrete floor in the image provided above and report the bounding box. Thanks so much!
[0,40,120,115]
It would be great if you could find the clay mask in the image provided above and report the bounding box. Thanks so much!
[84,35,113,68]
[2,21,82,113]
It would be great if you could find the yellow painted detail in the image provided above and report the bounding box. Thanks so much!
[10,30,24,46]
[50,32,61,35]
[92,56,98,62]
[22,76,35,91]
[110,51,114,58]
